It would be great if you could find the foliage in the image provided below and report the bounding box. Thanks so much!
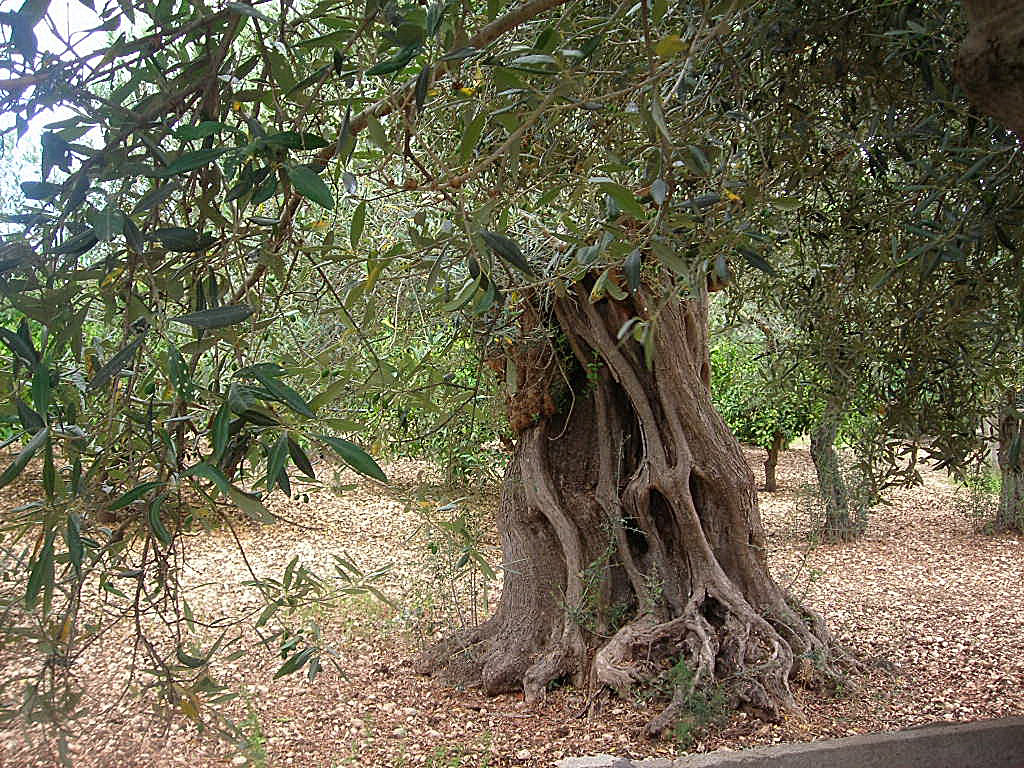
[723,1,1024,493]
[0,0,1020,739]
[710,332,818,451]
[253,267,505,483]
[659,658,728,751]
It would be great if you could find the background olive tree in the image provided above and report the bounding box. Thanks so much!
[709,328,818,492]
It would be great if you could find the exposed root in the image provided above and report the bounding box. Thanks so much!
[415,616,584,704]
[523,636,580,703]
[412,622,488,677]
[480,641,532,694]
[415,613,537,695]
[591,584,813,735]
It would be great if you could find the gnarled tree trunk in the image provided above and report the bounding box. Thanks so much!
[809,399,859,543]
[764,430,785,492]
[416,283,842,734]
[996,390,1024,533]
[957,0,1024,136]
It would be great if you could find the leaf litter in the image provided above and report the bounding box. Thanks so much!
[0,448,1021,767]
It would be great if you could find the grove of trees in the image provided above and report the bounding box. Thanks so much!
[0,0,1020,745]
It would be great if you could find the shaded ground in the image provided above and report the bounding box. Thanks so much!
[1,448,1022,767]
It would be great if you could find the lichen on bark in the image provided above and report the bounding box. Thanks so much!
[809,398,862,543]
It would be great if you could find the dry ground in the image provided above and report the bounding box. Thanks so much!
[1,447,1022,767]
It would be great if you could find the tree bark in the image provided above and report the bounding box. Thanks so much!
[809,399,858,543]
[957,0,1024,136]
[996,390,1024,533]
[764,430,785,492]
[416,282,842,734]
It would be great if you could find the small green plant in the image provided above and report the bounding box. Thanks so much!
[406,495,499,647]
[235,697,268,768]
[967,471,1002,495]
[329,468,360,495]
[584,350,603,393]
[570,537,617,634]
[665,659,728,750]
[953,468,1001,529]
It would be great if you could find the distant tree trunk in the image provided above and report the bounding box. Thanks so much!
[996,390,1024,533]
[416,281,843,734]
[982,412,1001,472]
[957,0,1024,136]
[809,399,857,542]
[764,430,785,492]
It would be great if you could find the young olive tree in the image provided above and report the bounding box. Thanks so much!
[710,331,817,492]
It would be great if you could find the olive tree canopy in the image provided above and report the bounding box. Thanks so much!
[0,0,1020,737]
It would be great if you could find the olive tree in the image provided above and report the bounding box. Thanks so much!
[0,0,1020,739]
[710,329,818,492]
[725,0,1024,539]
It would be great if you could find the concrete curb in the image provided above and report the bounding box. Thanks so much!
[555,717,1024,768]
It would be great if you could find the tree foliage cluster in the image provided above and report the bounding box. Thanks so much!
[709,331,818,490]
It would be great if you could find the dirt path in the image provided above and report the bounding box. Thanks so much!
[1,449,1021,767]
